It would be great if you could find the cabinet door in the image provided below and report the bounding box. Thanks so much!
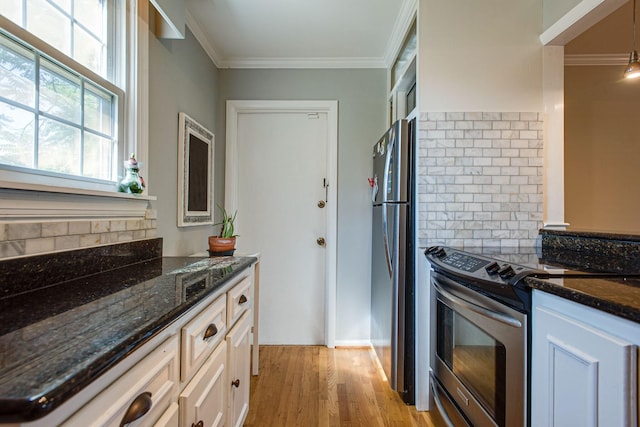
[532,303,637,427]
[62,336,179,427]
[179,341,227,427]
[226,311,252,427]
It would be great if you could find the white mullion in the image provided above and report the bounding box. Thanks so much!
[80,78,85,177]
[33,53,40,170]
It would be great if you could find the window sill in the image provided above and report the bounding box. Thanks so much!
[0,180,156,220]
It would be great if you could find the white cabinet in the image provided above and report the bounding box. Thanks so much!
[226,311,252,427]
[50,265,257,427]
[62,335,180,427]
[179,341,227,427]
[531,290,638,427]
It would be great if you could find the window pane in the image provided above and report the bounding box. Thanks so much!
[50,0,72,14]
[84,84,113,135]
[74,25,105,76]
[40,58,81,124]
[83,132,113,180]
[0,101,34,168]
[26,0,71,57]
[0,1,23,24]
[75,0,105,37]
[38,117,80,175]
[0,34,36,108]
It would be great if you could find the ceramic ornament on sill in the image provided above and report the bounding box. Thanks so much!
[117,153,146,194]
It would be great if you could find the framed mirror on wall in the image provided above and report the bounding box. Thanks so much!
[177,112,214,227]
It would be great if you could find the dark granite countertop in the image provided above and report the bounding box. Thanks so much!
[0,240,257,422]
[525,275,640,323]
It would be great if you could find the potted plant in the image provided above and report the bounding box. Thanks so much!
[208,205,238,256]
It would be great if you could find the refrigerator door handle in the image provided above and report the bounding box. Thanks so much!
[382,129,394,201]
[381,204,393,277]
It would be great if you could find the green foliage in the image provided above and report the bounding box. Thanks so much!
[214,205,237,238]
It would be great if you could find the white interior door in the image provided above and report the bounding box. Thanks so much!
[229,103,336,345]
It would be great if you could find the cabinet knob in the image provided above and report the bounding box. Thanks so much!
[119,392,152,427]
[239,294,248,304]
[203,323,218,340]
[191,421,204,427]
[232,379,240,388]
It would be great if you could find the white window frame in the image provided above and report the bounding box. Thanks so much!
[0,0,153,219]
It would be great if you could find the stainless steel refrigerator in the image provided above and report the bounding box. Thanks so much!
[370,118,415,404]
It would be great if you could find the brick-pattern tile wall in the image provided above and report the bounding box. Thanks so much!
[0,209,158,259]
[418,112,543,248]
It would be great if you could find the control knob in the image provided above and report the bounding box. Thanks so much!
[498,265,515,279]
[485,262,500,275]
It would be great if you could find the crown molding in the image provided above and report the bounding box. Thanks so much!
[185,8,224,68]
[383,0,418,68]
[218,56,387,69]
[564,53,629,65]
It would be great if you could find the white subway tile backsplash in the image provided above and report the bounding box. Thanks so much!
[419,112,543,248]
[0,209,158,260]
[7,223,41,240]
[42,222,69,238]
[25,237,55,255]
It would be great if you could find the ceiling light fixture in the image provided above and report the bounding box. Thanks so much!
[624,0,640,79]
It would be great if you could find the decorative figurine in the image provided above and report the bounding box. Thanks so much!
[117,153,146,194]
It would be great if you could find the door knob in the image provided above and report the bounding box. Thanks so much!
[317,237,326,247]
[317,200,325,208]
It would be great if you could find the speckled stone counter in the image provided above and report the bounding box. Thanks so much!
[0,239,257,422]
[525,276,640,323]
[540,229,640,272]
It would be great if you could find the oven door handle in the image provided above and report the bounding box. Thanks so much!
[433,281,523,328]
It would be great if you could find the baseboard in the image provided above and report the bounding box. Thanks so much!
[333,340,372,348]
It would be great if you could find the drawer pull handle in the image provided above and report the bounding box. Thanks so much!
[232,379,240,388]
[203,323,218,340]
[119,391,152,427]
[192,421,204,427]
[238,294,248,304]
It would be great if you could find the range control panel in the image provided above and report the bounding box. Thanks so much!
[424,246,544,284]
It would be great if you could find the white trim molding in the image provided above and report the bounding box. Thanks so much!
[564,53,629,66]
[384,0,418,68]
[540,0,627,46]
[225,100,339,348]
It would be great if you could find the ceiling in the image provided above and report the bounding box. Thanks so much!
[184,0,415,69]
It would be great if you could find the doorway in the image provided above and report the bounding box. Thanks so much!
[225,100,338,346]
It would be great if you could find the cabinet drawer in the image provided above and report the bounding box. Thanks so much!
[62,335,179,427]
[180,340,227,427]
[181,294,227,382]
[227,275,252,327]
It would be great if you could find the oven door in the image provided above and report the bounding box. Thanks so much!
[432,271,527,427]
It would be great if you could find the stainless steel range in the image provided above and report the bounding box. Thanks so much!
[424,245,639,427]
[426,246,543,427]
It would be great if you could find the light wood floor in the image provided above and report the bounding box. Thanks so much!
[245,346,446,427]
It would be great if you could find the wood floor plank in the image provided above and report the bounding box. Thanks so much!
[245,346,446,427]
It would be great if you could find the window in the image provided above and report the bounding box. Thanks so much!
[0,0,127,189]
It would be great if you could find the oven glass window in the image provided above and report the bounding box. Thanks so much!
[437,301,506,424]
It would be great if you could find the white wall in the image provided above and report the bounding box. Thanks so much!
[418,0,543,113]
[218,69,387,344]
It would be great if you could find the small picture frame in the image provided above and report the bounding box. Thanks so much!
[177,112,214,227]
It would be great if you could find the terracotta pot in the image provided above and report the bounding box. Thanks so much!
[208,236,236,252]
